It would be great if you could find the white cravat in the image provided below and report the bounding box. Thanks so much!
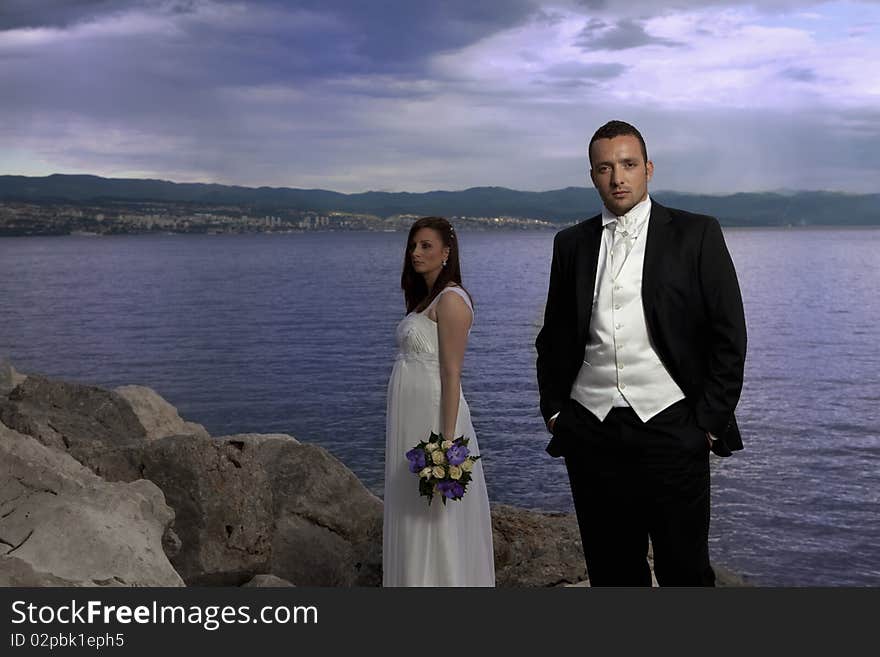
[608,215,636,280]
[598,196,651,293]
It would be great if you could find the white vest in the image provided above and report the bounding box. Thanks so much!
[570,219,685,422]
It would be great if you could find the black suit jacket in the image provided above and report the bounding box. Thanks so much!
[535,201,747,457]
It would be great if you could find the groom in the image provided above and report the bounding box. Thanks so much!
[535,120,747,586]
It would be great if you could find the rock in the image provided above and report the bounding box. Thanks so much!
[0,375,272,585]
[228,433,383,587]
[242,574,294,587]
[0,358,26,397]
[0,421,183,587]
[490,504,588,586]
[0,375,147,481]
[138,434,274,585]
[0,369,751,588]
[162,527,182,559]
[715,563,752,587]
[0,557,83,586]
[227,433,302,445]
[114,385,209,440]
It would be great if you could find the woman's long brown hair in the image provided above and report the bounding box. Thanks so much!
[401,216,473,313]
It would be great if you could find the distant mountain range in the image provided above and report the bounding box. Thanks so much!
[1,174,878,226]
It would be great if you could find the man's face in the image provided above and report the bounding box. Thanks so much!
[589,134,654,216]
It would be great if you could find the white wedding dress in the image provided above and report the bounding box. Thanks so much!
[382,286,495,587]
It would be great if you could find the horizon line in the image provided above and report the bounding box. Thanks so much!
[0,172,876,198]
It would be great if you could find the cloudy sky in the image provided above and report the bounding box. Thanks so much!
[1,0,878,193]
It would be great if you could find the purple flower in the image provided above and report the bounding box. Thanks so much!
[446,443,469,466]
[405,447,427,473]
[437,481,465,499]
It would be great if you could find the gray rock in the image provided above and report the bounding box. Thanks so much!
[0,421,183,587]
[715,563,752,587]
[114,385,209,440]
[242,574,295,587]
[228,433,383,587]
[162,527,182,559]
[0,358,26,397]
[138,434,274,585]
[0,556,83,586]
[0,374,273,585]
[490,504,589,587]
[0,375,147,481]
[227,433,301,446]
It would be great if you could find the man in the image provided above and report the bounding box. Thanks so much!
[535,120,746,586]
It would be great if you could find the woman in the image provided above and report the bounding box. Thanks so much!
[382,216,495,587]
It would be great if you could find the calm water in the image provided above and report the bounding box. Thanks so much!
[1,228,878,586]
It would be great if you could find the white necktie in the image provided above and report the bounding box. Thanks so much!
[608,216,634,279]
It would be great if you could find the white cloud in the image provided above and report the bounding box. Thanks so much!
[434,4,880,112]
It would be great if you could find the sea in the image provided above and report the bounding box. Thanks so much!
[1,227,878,586]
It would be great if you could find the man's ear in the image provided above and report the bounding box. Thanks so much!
[645,160,654,183]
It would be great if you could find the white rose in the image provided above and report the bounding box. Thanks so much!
[441,440,453,449]
[431,450,446,465]
[419,467,433,479]
[432,465,446,479]
[461,459,474,473]
[448,465,462,480]
[424,442,438,451]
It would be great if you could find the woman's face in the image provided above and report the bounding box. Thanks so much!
[409,227,450,278]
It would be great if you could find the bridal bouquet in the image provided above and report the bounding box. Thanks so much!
[405,432,481,506]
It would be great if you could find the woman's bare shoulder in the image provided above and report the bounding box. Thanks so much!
[436,286,473,322]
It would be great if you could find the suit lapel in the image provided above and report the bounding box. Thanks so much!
[641,201,674,323]
[575,217,603,350]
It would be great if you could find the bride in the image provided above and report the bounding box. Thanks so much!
[382,216,495,587]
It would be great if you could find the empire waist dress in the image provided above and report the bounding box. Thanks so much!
[382,286,495,587]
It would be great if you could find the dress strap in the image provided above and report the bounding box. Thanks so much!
[440,286,473,314]
[426,286,473,319]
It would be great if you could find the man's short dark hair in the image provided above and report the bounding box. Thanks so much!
[589,120,648,166]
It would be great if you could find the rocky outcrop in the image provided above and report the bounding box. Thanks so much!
[491,504,588,586]
[242,574,295,587]
[0,375,146,481]
[115,385,209,440]
[227,433,383,587]
[715,564,750,587]
[0,374,275,585]
[0,358,26,397]
[0,422,182,587]
[138,434,274,585]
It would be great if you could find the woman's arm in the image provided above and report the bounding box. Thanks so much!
[436,291,473,440]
